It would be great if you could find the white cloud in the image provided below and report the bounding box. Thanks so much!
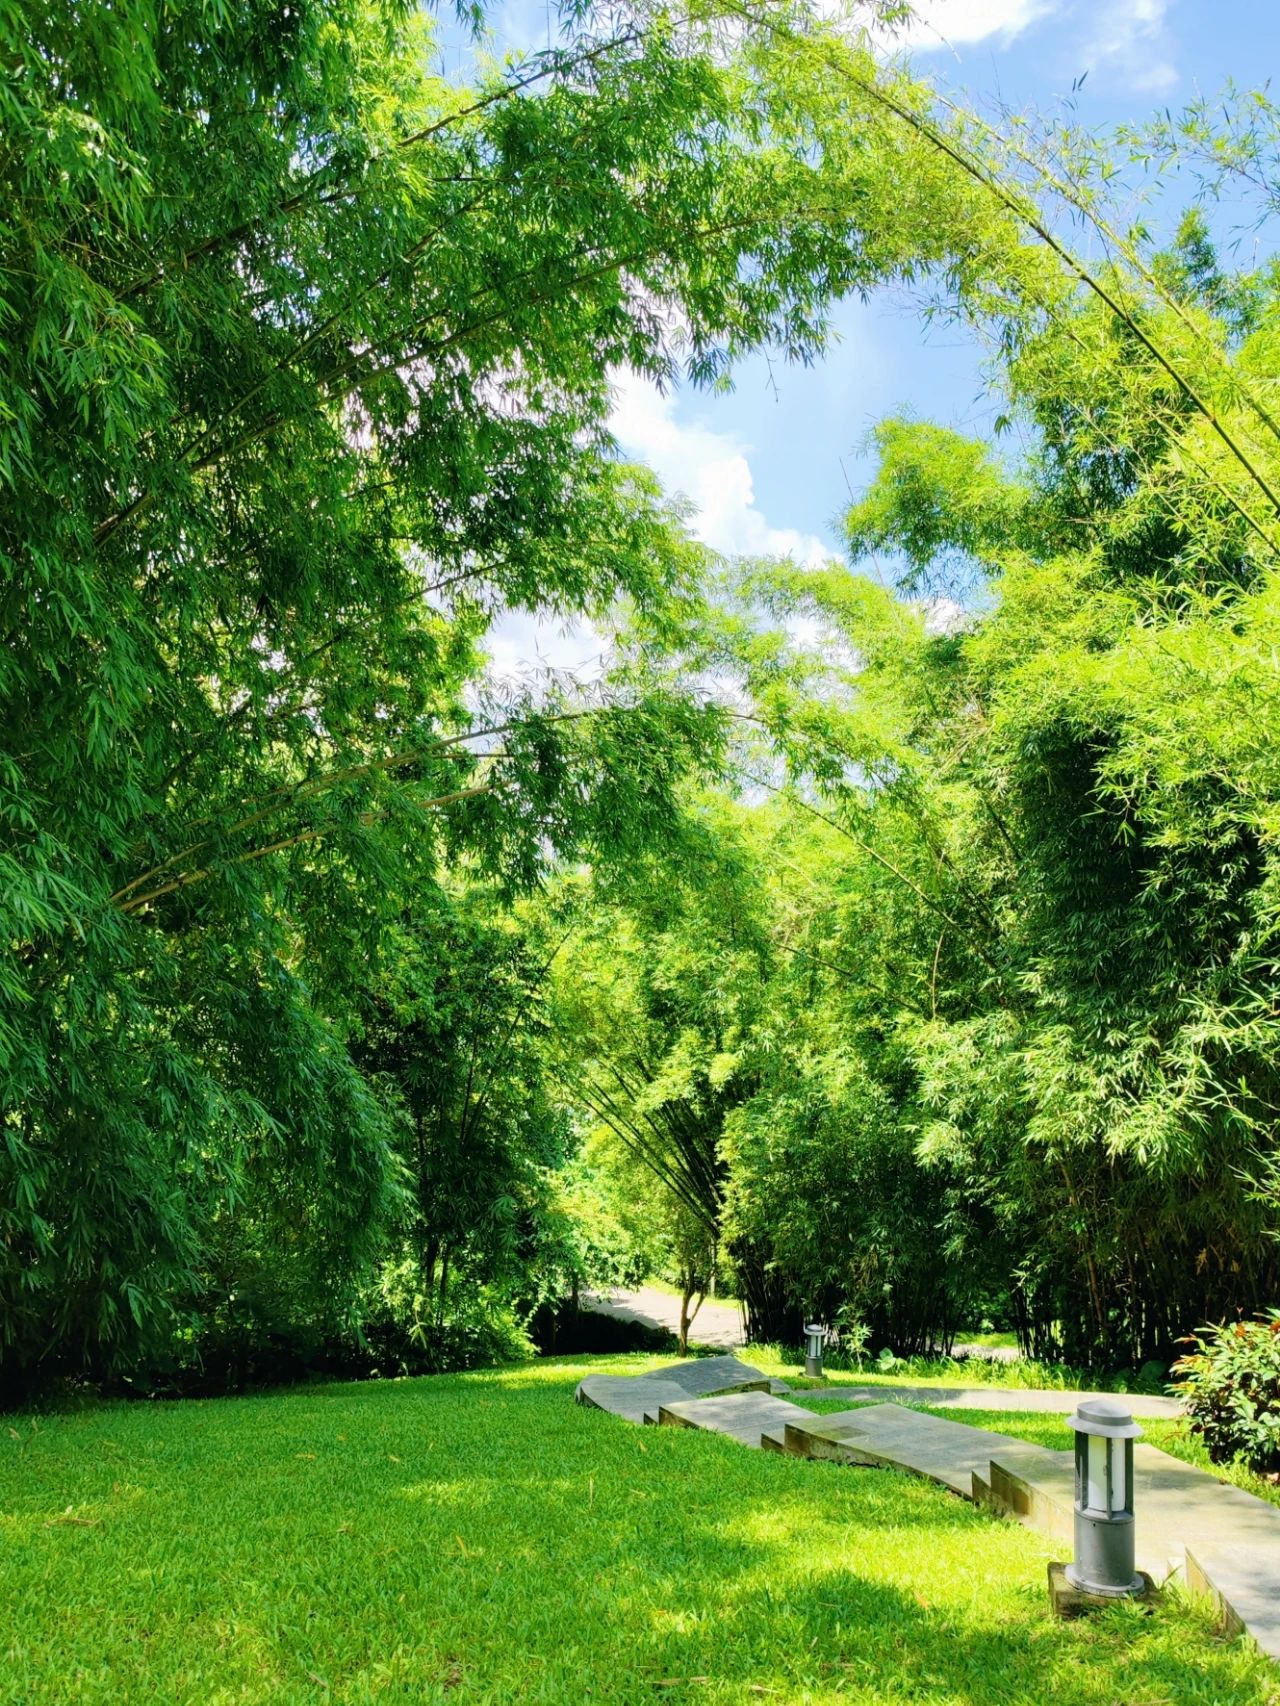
[608,370,834,567]
[884,0,1050,50]
[1082,0,1176,92]
[484,373,841,685]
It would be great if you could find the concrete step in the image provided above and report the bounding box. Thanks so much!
[574,1374,688,1426]
[657,1391,807,1449]
[576,1355,770,1425]
[779,1402,1048,1497]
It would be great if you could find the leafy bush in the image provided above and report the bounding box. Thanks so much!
[358,1262,536,1378]
[1173,1312,1280,1473]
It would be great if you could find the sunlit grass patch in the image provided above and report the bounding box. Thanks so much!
[0,1355,1274,1703]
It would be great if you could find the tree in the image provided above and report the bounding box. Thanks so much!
[352,893,569,1334]
[3,0,1029,1381]
[706,195,1280,1364]
[544,806,773,1345]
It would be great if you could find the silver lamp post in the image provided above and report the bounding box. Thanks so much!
[1066,1397,1143,1597]
[804,1322,825,1378]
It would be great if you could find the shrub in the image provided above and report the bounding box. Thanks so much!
[1172,1311,1280,1473]
[359,1261,536,1377]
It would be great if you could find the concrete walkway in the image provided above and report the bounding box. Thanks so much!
[580,1285,746,1349]
[576,1357,1280,1666]
[812,1380,1182,1419]
[659,1390,802,1448]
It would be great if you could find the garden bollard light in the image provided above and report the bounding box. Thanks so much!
[1065,1397,1143,1597]
[804,1322,825,1378]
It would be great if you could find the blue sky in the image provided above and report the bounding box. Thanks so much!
[475,0,1275,675]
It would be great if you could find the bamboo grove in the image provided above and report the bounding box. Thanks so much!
[4,0,1280,1389]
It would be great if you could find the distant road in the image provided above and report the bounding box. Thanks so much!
[581,1287,1021,1363]
[581,1285,746,1350]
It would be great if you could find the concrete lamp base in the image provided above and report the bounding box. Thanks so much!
[1047,1562,1158,1619]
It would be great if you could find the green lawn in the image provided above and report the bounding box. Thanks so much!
[1,1355,1275,1704]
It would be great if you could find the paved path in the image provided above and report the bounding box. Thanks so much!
[659,1391,802,1448]
[577,1357,1280,1666]
[813,1381,1182,1418]
[580,1285,746,1349]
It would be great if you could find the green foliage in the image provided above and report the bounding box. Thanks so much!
[1174,1313,1280,1475]
[653,133,1280,1369]
[4,0,1023,1384]
[845,418,1027,594]
[545,801,791,1333]
[14,0,1280,1401]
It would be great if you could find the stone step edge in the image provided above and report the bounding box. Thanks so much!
[574,1364,773,1426]
[655,1393,805,1447]
[637,1378,773,1422]
[780,1416,911,1470]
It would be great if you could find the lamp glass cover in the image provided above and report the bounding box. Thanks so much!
[1086,1432,1107,1513]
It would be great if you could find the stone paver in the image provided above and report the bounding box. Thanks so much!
[658,1391,803,1449]
[1187,1538,1280,1664]
[575,1354,769,1424]
[659,1354,770,1398]
[780,1402,1045,1497]
[810,1382,1182,1419]
[574,1374,689,1426]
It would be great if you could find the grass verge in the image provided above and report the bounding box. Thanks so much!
[0,1353,1275,1703]
[743,1347,1146,1393]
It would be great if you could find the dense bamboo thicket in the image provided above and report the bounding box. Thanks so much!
[5,0,1280,1390]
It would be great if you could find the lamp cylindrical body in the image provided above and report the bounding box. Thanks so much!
[1066,1402,1142,1598]
[1069,1504,1138,1597]
[804,1324,824,1378]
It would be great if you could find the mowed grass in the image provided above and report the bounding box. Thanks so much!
[1,1356,1275,1705]
[748,1349,1115,1393]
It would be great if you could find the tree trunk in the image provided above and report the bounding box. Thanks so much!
[678,1266,704,1356]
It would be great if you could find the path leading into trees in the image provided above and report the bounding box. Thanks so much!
[583,1290,1029,1363]
[581,1285,746,1349]
[576,1356,1280,1665]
